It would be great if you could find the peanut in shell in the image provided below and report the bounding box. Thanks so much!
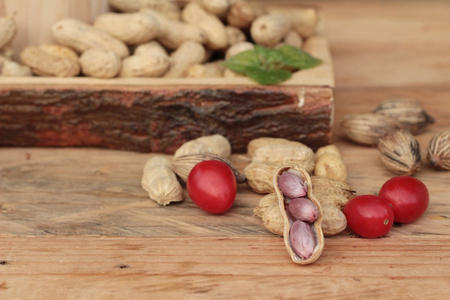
[372,99,434,135]
[247,137,308,157]
[261,204,284,236]
[254,193,278,218]
[377,130,421,175]
[340,113,402,146]
[321,204,347,236]
[0,16,17,49]
[427,129,450,171]
[244,161,281,194]
[310,176,355,210]
[251,143,315,173]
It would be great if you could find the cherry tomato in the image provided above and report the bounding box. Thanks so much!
[343,195,394,238]
[187,160,237,214]
[378,176,429,224]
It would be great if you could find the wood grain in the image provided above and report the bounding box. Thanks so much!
[0,84,333,153]
[1,236,449,299]
[1,0,450,299]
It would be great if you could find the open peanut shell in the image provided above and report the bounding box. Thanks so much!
[274,165,325,264]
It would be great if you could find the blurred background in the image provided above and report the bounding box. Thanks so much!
[1,0,450,87]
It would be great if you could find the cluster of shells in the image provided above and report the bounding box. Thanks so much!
[247,138,355,264]
[1,0,320,78]
[141,134,234,206]
[140,134,355,264]
[341,98,450,173]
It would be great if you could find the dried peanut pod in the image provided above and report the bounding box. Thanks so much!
[225,26,247,47]
[38,44,79,60]
[340,113,402,146]
[225,41,254,59]
[134,41,168,56]
[164,41,206,78]
[51,18,129,59]
[125,42,170,77]
[254,193,284,236]
[20,46,80,77]
[321,204,347,236]
[142,9,207,49]
[119,53,170,78]
[427,129,450,170]
[172,153,245,183]
[378,130,421,175]
[254,193,278,218]
[109,0,181,20]
[185,60,226,78]
[262,204,284,236]
[244,162,281,194]
[200,0,230,17]
[0,16,17,49]
[247,137,308,157]
[251,14,292,47]
[174,134,232,158]
[226,0,266,29]
[93,12,160,45]
[280,30,303,49]
[141,155,184,206]
[0,56,32,77]
[182,2,228,50]
[314,152,347,182]
[291,7,319,39]
[251,144,315,174]
[311,176,355,209]
[372,99,435,135]
[315,144,342,158]
[80,49,121,78]
[274,166,324,264]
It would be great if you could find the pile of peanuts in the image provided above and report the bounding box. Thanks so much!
[249,138,355,237]
[1,0,319,78]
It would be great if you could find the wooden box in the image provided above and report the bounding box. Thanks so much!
[0,2,334,154]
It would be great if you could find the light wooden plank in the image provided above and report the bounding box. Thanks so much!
[1,236,449,299]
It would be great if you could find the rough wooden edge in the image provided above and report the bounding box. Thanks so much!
[0,85,334,153]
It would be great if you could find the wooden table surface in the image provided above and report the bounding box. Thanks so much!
[1,0,450,299]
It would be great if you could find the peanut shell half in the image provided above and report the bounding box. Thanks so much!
[274,165,324,264]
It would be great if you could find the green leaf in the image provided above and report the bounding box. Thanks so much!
[222,44,322,85]
[222,50,261,74]
[278,45,322,70]
[244,66,292,85]
[254,45,285,67]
